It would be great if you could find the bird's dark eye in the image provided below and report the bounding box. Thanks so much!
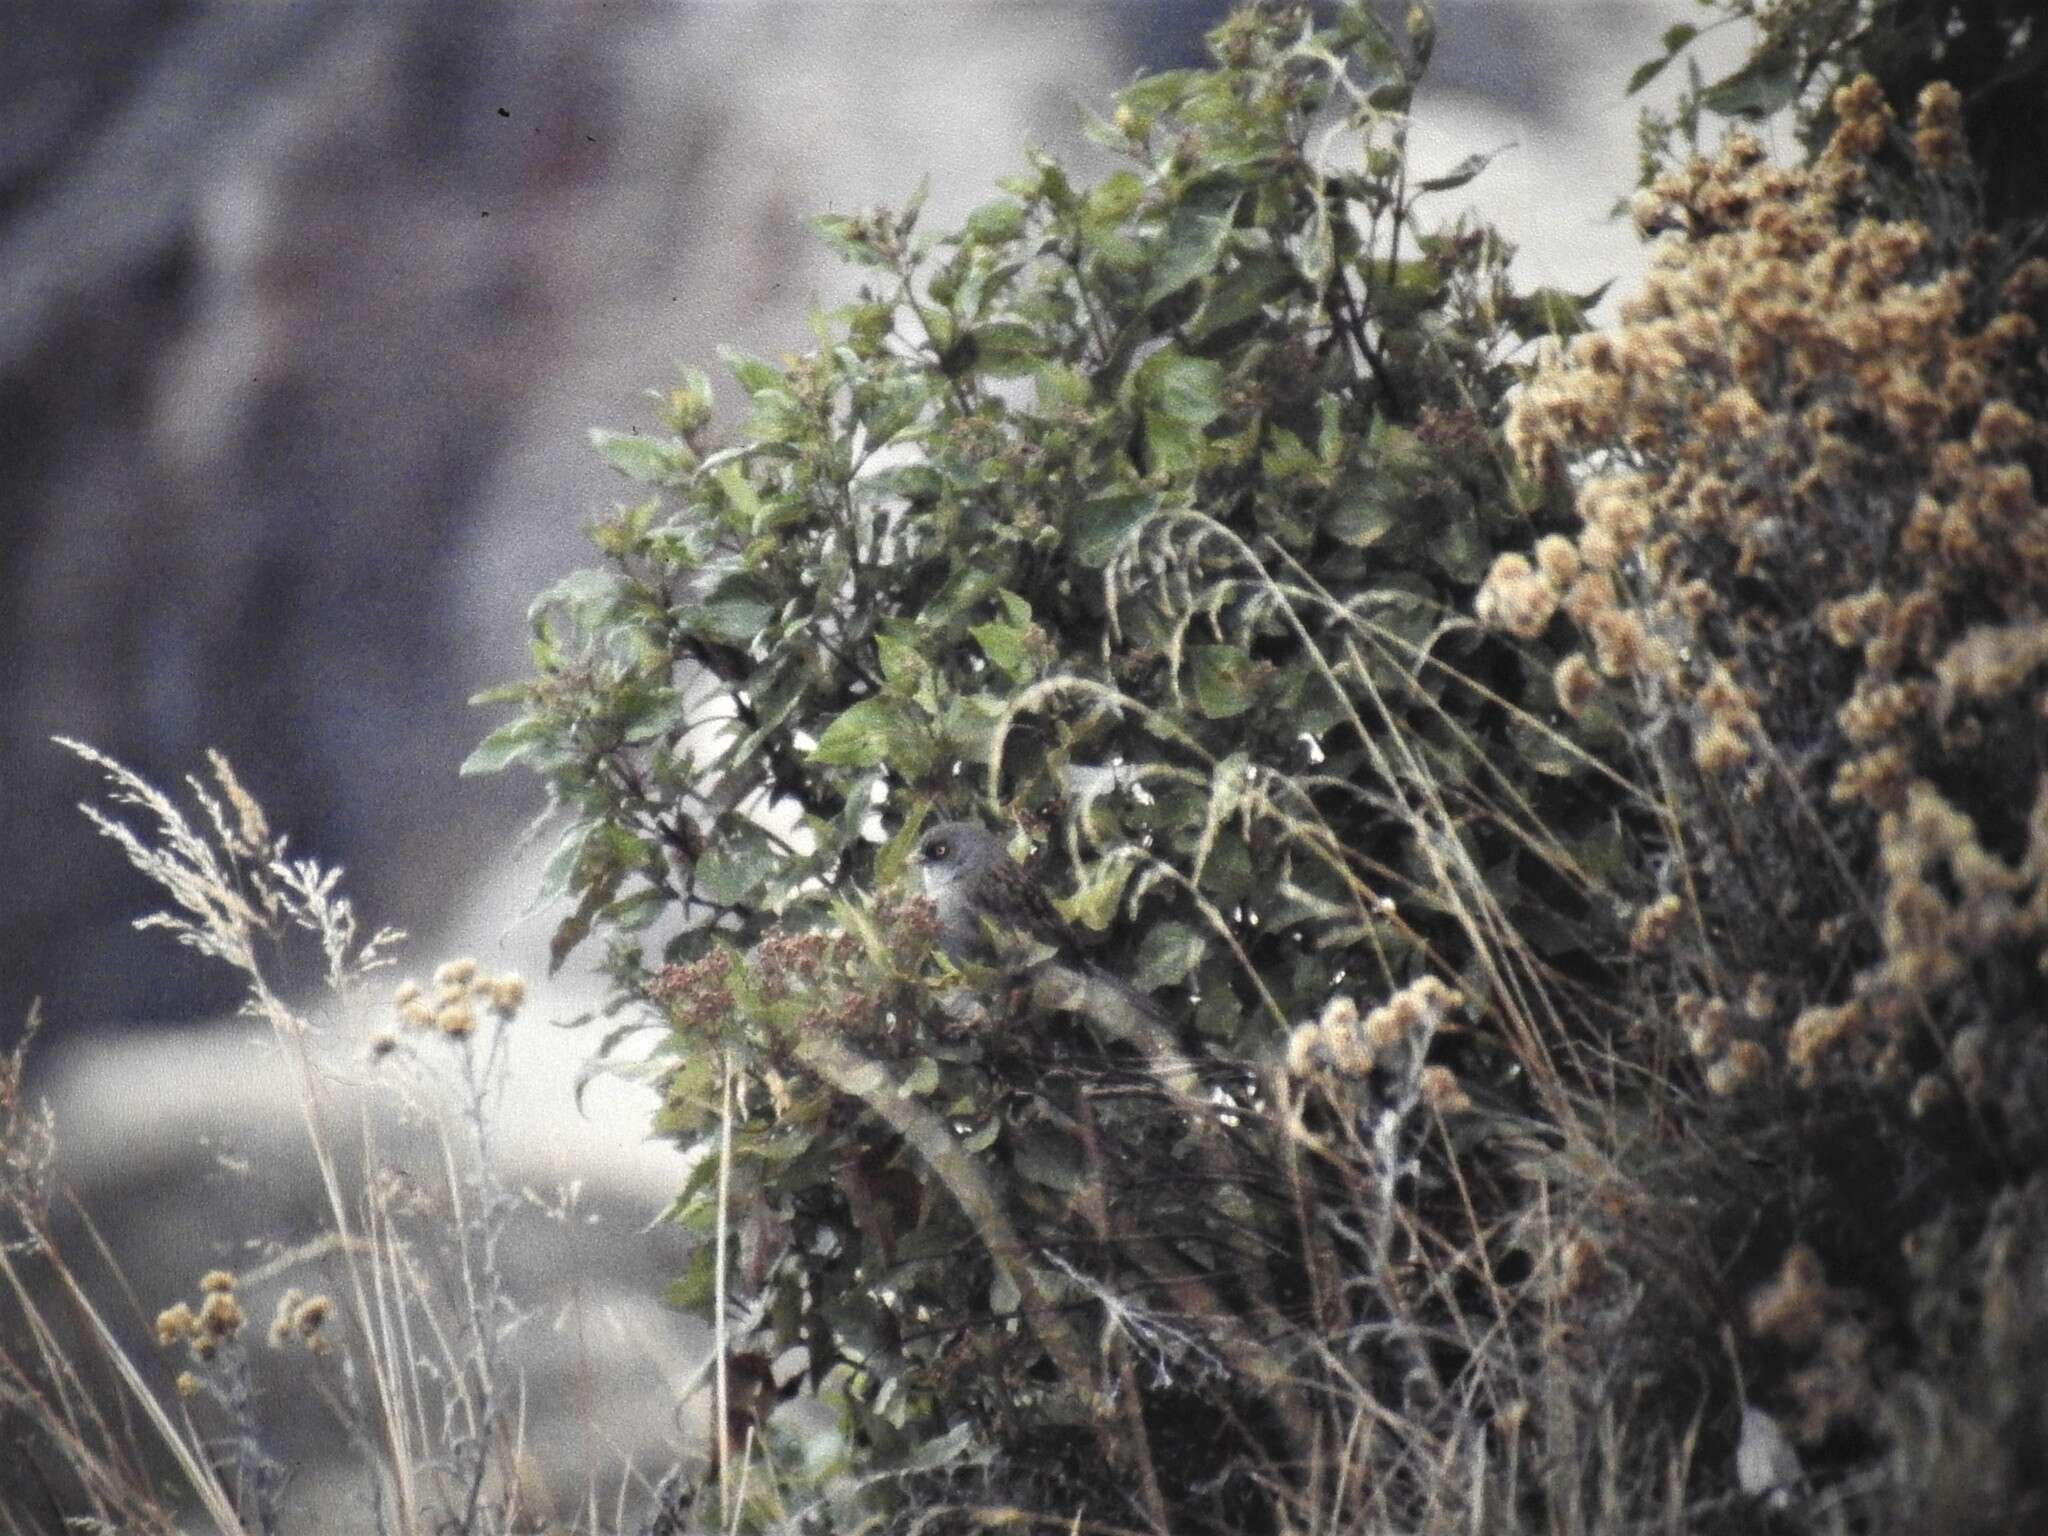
[928,840,949,861]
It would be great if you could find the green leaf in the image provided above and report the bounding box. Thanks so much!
[531,567,625,634]
[1143,185,1241,306]
[968,320,1046,377]
[1367,78,1412,113]
[1187,251,1297,339]
[719,345,782,395]
[1010,1123,1082,1192]
[1133,921,1206,991]
[1189,644,1257,719]
[666,1245,719,1312]
[875,630,927,695]
[1055,857,1134,932]
[1115,69,1201,118]
[715,463,764,528]
[695,820,782,905]
[1196,827,1254,901]
[812,212,890,267]
[921,562,999,624]
[604,886,669,931]
[1627,22,1699,97]
[461,718,547,776]
[1079,171,1144,240]
[549,906,594,975]
[590,429,692,485]
[1507,282,1612,341]
[895,174,930,239]
[970,621,1035,683]
[1415,148,1498,195]
[1033,362,1091,409]
[1133,349,1225,427]
[743,387,808,445]
[1326,488,1400,548]
[1194,982,1244,1042]
[1132,350,1225,479]
[1261,427,1323,486]
[1301,193,1337,290]
[678,572,779,647]
[1626,53,1674,96]
[1699,50,1799,120]
[940,692,1008,765]
[1508,712,1580,778]
[659,368,715,435]
[1423,498,1489,582]
[621,688,687,744]
[1070,491,1159,567]
[809,697,930,774]
[876,808,929,892]
[963,197,1027,245]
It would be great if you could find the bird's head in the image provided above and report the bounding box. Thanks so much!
[909,821,1002,895]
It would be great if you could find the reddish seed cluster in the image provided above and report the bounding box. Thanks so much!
[650,897,942,1046]
[749,928,849,1001]
[650,949,738,1033]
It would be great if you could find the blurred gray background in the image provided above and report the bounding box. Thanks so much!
[3,0,1737,1523]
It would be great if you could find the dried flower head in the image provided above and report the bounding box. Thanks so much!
[435,1003,478,1039]
[1475,553,1560,640]
[268,1289,305,1349]
[1750,1243,1828,1346]
[1555,1232,1606,1300]
[293,1294,333,1338]
[156,1302,197,1348]
[1419,1064,1472,1114]
[1706,1040,1768,1096]
[198,1290,244,1341]
[481,973,528,1016]
[1285,1021,1326,1079]
[1363,993,1424,1054]
[1630,894,1684,954]
[1553,652,1600,717]
[1911,80,1964,173]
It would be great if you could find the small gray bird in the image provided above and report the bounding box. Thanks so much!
[909,821,1165,1029]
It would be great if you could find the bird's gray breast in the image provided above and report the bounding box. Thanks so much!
[919,862,986,961]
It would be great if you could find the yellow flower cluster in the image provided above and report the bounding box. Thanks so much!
[1478,76,2048,1098]
[388,958,528,1046]
[1285,976,1469,1109]
[154,1270,246,1363]
[268,1288,336,1356]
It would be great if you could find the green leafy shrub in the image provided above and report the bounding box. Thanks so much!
[470,2,1696,1530]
